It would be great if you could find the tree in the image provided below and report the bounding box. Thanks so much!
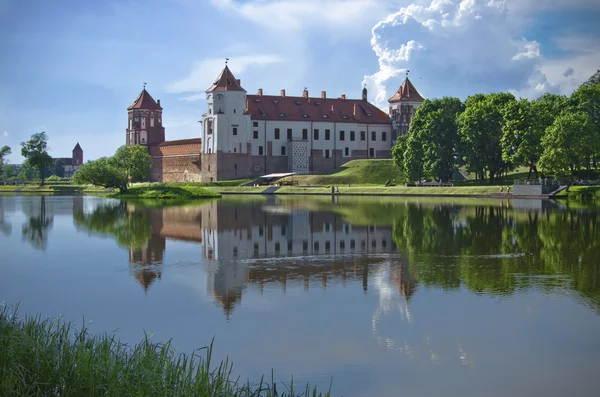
[53,158,65,178]
[72,157,129,193]
[458,93,515,183]
[20,132,52,186]
[571,82,600,168]
[582,68,600,87]
[0,145,10,176]
[0,164,18,181]
[538,112,597,178]
[112,145,152,183]
[17,161,40,181]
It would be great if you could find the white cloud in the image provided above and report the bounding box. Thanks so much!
[179,94,205,102]
[165,54,283,94]
[2,131,7,137]
[362,0,563,108]
[211,0,397,32]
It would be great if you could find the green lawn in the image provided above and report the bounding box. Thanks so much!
[554,186,600,200]
[278,159,405,186]
[115,184,222,199]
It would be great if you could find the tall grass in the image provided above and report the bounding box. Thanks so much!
[0,304,331,397]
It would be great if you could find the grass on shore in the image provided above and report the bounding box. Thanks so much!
[272,185,503,195]
[115,184,222,200]
[0,304,330,397]
[279,159,405,186]
[0,184,107,192]
[554,186,600,200]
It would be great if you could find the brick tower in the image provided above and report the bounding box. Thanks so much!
[72,143,83,166]
[126,85,165,147]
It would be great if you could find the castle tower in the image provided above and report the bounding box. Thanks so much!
[72,143,83,166]
[201,65,249,156]
[388,76,424,141]
[126,86,165,147]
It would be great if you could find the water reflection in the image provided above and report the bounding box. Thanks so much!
[66,197,600,318]
[21,196,54,251]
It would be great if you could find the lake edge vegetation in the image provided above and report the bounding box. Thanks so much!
[0,304,331,397]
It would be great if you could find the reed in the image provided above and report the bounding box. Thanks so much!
[0,304,331,397]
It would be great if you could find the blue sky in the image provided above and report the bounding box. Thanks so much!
[1,0,599,164]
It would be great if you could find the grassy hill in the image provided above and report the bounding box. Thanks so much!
[280,159,405,186]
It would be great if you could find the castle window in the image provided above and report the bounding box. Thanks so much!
[259,146,264,155]
[369,148,375,158]
[350,131,355,141]
[344,147,349,156]
[382,131,387,141]
[253,131,259,139]
[371,130,376,141]
[314,242,319,252]
[150,118,155,127]
[209,109,212,114]
[342,115,348,119]
[340,130,345,141]
[325,241,331,252]
[275,242,280,253]
[302,129,308,140]
[288,240,293,252]
[340,240,345,250]
[314,129,319,140]
[350,240,356,250]
[324,149,330,158]
[253,121,258,127]
[234,109,236,113]
[322,115,328,118]
[279,113,285,117]
[233,127,238,135]
[274,128,280,140]
[325,129,330,140]
[361,131,366,141]
[281,146,286,156]
[287,129,292,141]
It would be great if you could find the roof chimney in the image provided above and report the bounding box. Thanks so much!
[302,88,309,99]
[341,94,346,100]
[281,89,286,97]
[321,91,326,99]
[157,99,161,106]
[236,79,241,85]
[258,88,263,96]
[353,103,360,120]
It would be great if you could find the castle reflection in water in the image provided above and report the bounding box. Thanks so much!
[126,198,415,316]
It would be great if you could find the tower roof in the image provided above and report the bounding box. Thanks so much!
[128,88,163,110]
[73,142,82,152]
[206,65,246,93]
[388,78,424,103]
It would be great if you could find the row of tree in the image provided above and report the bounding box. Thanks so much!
[393,70,600,183]
[1,131,151,190]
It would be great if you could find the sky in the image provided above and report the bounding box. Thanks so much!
[1,0,599,164]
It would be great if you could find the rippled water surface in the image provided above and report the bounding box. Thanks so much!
[1,194,599,397]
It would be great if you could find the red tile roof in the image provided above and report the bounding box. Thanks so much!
[159,138,202,147]
[128,89,163,110]
[246,94,390,124]
[388,78,424,103]
[206,66,246,93]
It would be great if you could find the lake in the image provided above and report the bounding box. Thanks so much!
[1,194,599,397]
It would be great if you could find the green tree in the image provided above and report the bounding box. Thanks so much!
[20,132,52,186]
[538,112,597,178]
[17,161,40,181]
[458,93,515,183]
[571,82,600,168]
[53,158,65,178]
[112,145,152,183]
[72,157,129,193]
[0,164,18,181]
[582,68,600,87]
[0,145,10,176]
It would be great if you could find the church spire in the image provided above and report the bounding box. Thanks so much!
[206,64,246,93]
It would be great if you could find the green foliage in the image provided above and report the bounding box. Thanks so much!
[457,93,515,183]
[539,112,597,177]
[571,82,600,166]
[0,145,11,175]
[396,98,464,182]
[113,145,152,183]
[0,304,331,397]
[20,132,53,186]
[45,175,63,182]
[53,158,65,178]
[73,157,129,192]
[17,161,40,181]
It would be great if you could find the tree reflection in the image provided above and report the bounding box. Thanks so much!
[21,196,54,251]
[73,202,152,250]
[0,197,11,236]
[392,203,600,309]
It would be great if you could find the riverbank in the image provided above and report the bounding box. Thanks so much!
[553,186,600,200]
[112,184,222,199]
[0,305,329,397]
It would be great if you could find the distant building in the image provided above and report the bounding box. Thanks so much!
[126,66,425,182]
[53,143,84,178]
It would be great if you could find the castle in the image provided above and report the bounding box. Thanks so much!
[125,66,425,182]
[53,143,83,178]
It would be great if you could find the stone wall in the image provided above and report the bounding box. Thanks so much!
[149,139,201,182]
